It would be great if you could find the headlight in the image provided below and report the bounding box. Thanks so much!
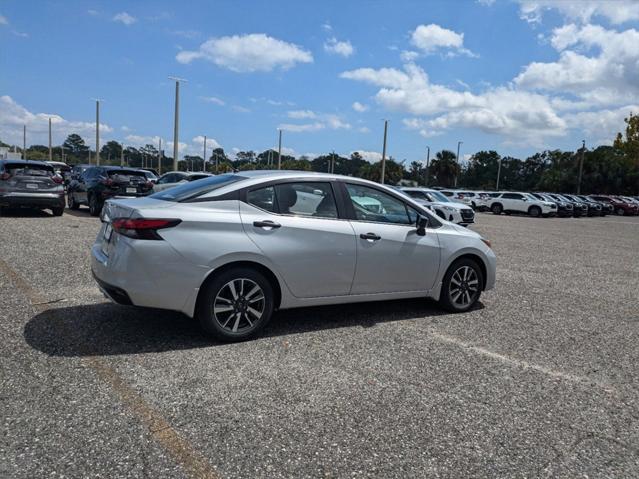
[442,206,455,211]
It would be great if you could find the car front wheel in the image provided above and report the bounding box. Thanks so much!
[197,267,275,341]
[68,193,79,210]
[528,205,541,217]
[439,258,484,313]
[616,207,625,216]
[491,203,503,215]
[88,194,102,217]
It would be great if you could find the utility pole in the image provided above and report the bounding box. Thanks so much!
[203,136,207,172]
[120,143,124,166]
[169,77,187,171]
[454,140,463,187]
[48,118,52,162]
[496,157,502,190]
[380,120,388,184]
[277,129,283,169]
[93,99,102,165]
[425,146,430,186]
[22,125,26,160]
[331,150,336,174]
[577,140,585,194]
[158,138,162,174]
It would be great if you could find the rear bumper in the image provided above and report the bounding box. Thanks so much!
[0,192,65,208]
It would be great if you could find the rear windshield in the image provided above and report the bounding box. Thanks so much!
[187,174,210,181]
[5,163,54,177]
[151,174,245,202]
[107,170,147,182]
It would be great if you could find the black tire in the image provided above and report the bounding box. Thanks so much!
[491,203,503,215]
[528,205,541,217]
[616,207,625,216]
[88,193,102,217]
[439,258,484,313]
[52,207,64,217]
[196,267,275,342]
[68,193,79,210]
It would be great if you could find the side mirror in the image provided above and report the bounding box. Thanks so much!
[416,215,428,236]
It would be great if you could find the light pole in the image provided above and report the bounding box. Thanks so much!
[454,140,463,187]
[48,118,52,162]
[158,138,162,174]
[93,99,103,165]
[120,143,124,166]
[169,77,187,171]
[577,140,585,194]
[22,125,26,160]
[380,120,388,184]
[424,146,430,186]
[277,129,283,169]
[202,136,207,172]
[496,156,502,190]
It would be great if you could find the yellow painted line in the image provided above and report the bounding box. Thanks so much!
[0,258,220,479]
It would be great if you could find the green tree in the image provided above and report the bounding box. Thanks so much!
[428,150,460,187]
[614,113,639,163]
[63,134,89,155]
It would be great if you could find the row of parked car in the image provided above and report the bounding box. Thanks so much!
[0,159,213,217]
[432,189,639,218]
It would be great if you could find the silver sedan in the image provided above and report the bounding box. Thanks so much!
[92,171,496,341]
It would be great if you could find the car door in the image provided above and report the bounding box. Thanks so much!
[239,181,357,298]
[342,183,441,295]
[501,193,524,212]
[75,168,93,204]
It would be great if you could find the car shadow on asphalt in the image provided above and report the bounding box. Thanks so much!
[24,299,475,357]
[0,207,54,217]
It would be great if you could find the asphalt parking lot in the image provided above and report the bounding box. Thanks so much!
[1,208,638,478]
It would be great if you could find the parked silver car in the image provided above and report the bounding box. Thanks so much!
[0,160,65,215]
[153,171,213,192]
[92,171,496,341]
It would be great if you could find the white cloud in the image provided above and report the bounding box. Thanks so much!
[400,50,420,62]
[352,101,369,112]
[192,135,221,150]
[514,24,639,107]
[231,105,251,113]
[358,126,371,133]
[409,24,476,57]
[176,33,313,72]
[113,12,137,26]
[563,104,639,141]
[352,150,383,163]
[278,122,325,133]
[200,96,225,106]
[287,109,317,119]
[477,0,496,5]
[324,37,355,57]
[0,14,8,25]
[517,0,639,24]
[0,95,112,147]
[321,22,332,32]
[342,64,566,146]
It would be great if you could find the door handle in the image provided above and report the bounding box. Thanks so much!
[360,232,381,241]
[253,220,281,229]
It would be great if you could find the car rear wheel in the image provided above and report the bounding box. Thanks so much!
[528,205,541,217]
[197,267,275,342]
[616,207,625,216]
[52,207,64,216]
[439,258,484,313]
[68,193,79,210]
[89,194,102,217]
[491,203,503,215]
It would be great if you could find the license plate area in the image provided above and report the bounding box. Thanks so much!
[26,183,38,189]
[126,187,137,194]
[100,223,113,256]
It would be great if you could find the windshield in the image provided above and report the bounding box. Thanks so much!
[523,193,538,200]
[151,174,245,201]
[6,163,54,177]
[427,190,449,202]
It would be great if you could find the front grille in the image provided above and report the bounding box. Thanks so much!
[460,208,474,220]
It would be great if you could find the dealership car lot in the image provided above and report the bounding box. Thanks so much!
[1,209,638,478]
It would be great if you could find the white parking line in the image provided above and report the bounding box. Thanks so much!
[428,331,617,395]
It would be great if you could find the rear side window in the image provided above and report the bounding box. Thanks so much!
[151,174,244,201]
[5,163,54,177]
[247,182,338,219]
[107,170,146,182]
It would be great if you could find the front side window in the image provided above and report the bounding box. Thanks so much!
[346,184,414,225]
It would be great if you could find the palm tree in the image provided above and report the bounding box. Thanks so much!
[429,150,460,187]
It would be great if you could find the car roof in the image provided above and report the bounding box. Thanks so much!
[1,159,52,167]
[96,166,146,172]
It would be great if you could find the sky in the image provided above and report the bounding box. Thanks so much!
[2,0,639,163]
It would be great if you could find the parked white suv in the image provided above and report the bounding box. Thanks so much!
[401,187,475,226]
[489,192,557,217]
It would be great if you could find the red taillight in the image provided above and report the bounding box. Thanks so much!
[101,177,115,186]
[111,218,181,240]
[52,175,64,184]
[144,181,153,189]
[0,172,10,181]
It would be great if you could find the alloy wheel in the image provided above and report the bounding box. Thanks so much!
[449,266,480,308]
[213,278,265,333]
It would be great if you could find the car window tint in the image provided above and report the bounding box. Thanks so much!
[406,190,427,200]
[345,184,411,225]
[6,164,54,177]
[151,174,244,202]
[274,182,338,218]
[247,186,277,213]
